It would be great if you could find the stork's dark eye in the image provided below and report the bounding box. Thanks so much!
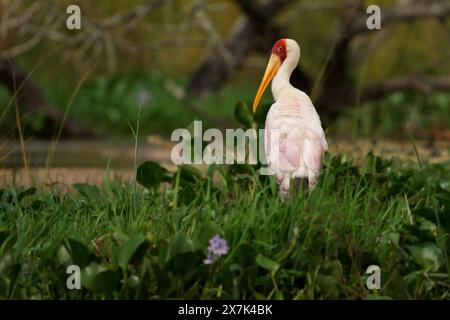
[277,46,283,52]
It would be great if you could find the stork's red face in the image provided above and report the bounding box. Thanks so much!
[271,39,287,62]
[253,39,287,113]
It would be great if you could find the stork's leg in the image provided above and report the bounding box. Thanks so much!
[307,169,318,190]
[278,175,291,200]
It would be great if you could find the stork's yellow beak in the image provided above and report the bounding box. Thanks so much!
[253,54,281,113]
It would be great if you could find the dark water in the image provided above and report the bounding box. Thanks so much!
[1,139,172,169]
[1,138,448,169]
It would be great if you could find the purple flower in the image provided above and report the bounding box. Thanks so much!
[203,252,217,265]
[203,235,229,265]
[208,235,229,256]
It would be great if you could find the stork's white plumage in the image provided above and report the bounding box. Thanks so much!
[253,39,328,199]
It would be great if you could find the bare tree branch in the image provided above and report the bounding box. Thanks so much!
[362,75,450,101]
[349,1,450,36]
[187,0,301,96]
[0,59,93,137]
[98,0,165,28]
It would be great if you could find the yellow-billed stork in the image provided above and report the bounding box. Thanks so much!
[253,39,328,199]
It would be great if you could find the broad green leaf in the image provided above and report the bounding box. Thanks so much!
[195,221,220,250]
[0,276,9,298]
[31,200,47,211]
[256,254,280,275]
[136,161,170,189]
[253,102,271,127]
[408,242,444,272]
[118,235,149,269]
[17,188,36,202]
[365,294,393,300]
[177,165,202,184]
[0,231,15,251]
[60,238,90,268]
[230,164,254,175]
[81,262,119,293]
[127,275,140,288]
[73,183,102,199]
[177,187,198,205]
[166,231,199,277]
[234,102,254,128]
[388,232,400,247]
[169,232,195,259]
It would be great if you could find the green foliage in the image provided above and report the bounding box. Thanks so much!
[0,153,449,299]
[40,72,193,135]
[136,161,171,190]
[33,73,260,136]
[334,92,450,138]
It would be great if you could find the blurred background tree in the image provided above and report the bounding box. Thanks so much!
[0,0,449,139]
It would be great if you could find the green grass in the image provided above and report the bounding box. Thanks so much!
[1,153,449,299]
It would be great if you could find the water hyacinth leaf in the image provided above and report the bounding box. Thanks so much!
[388,232,400,247]
[321,260,344,278]
[81,262,119,293]
[234,102,254,128]
[90,270,119,294]
[73,183,102,199]
[127,275,140,288]
[436,193,450,209]
[412,208,436,223]
[118,235,149,269]
[0,276,9,298]
[0,252,20,298]
[195,222,221,249]
[177,187,198,205]
[230,164,254,175]
[81,262,102,290]
[255,254,280,275]
[253,102,271,128]
[365,294,393,300]
[57,245,71,267]
[169,252,200,278]
[184,281,200,299]
[405,224,435,243]
[31,200,47,211]
[0,203,8,214]
[177,165,202,184]
[157,240,170,263]
[407,242,444,272]
[0,231,15,252]
[167,232,198,276]
[136,161,170,190]
[17,188,36,202]
[233,243,257,267]
[60,238,90,268]
[151,260,171,295]
[361,151,392,176]
[0,252,17,275]
[437,181,450,193]
[169,231,195,259]
[1,189,13,204]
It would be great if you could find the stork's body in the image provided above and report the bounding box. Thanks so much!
[253,39,328,199]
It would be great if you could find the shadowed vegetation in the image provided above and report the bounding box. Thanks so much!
[1,153,449,299]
